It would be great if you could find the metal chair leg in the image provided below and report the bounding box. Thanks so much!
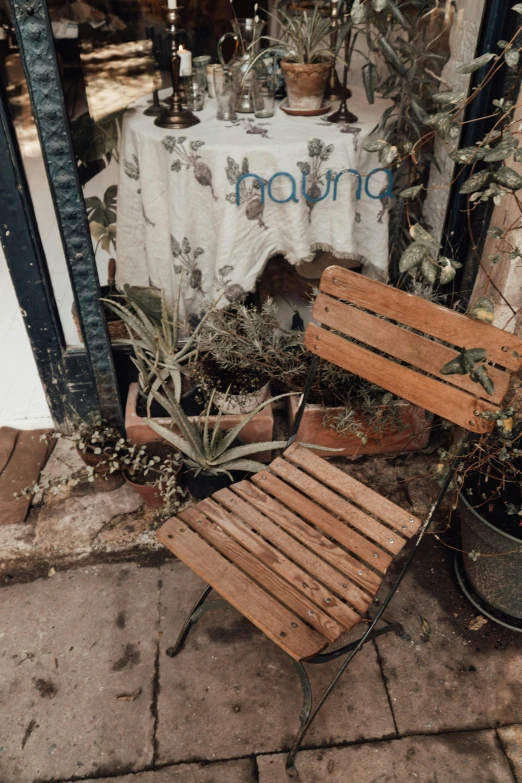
[285,443,464,776]
[166,586,230,658]
[285,622,406,777]
[292,661,313,726]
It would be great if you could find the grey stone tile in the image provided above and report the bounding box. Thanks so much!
[90,758,256,782]
[0,563,159,782]
[156,561,395,764]
[498,725,522,782]
[374,539,522,735]
[257,730,515,782]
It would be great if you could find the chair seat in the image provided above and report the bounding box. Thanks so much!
[157,443,421,661]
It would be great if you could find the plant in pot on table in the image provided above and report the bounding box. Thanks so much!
[249,4,348,111]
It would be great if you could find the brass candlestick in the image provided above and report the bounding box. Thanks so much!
[325,0,344,103]
[155,5,200,130]
[328,6,357,124]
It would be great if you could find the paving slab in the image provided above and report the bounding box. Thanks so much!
[374,537,522,736]
[91,758,256,782]
[498,725,522,782]
[155,561,395,765]
[257,729,516,782]
[0,563,160,782]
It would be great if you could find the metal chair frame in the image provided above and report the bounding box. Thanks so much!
[165,353,466,776]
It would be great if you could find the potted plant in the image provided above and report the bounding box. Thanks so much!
[122,440,185,510]
[250,5,344,111]
[145,384,290,500]
[103,283,214,411]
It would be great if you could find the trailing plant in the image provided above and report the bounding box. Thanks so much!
[16,420,186,511]
[389,5,522,291]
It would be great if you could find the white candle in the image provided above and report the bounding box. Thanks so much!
[167,0,177,9]
[178,45,192,75]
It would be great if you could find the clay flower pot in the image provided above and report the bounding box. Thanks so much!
[123,441,181,508]
[76,446,125,492]
[280,59,332,111]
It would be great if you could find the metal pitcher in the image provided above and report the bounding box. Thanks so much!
[218,18,266,113]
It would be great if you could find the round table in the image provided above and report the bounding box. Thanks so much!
[116,86,391,318]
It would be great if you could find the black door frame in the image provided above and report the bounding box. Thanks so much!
[2,0,123,429]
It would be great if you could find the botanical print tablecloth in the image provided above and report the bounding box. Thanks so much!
[116,85,391,318]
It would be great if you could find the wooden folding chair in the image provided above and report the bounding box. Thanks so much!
[157,266,522,776]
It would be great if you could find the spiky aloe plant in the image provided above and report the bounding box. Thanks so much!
[103,283,215,406]
[145,383,289,477]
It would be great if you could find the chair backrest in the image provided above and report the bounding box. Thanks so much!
[305,266,522,434]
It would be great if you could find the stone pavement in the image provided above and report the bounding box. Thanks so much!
[1,534,522,783]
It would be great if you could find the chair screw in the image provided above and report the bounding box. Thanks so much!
[389,538,394,544]
[373,553,379,558]
[308,610,314,616]
[291,622,297,628]
[325,598,331,603]
[469,420,475,426]
[357,570,363,576]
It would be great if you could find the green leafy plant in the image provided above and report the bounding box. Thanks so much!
[103,284,215,405]
[145,384,289,478]
[86,185,117,256]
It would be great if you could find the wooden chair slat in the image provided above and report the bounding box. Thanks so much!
[251,470,392,574]
[215,486,369,619]
[231,480,381,597]
[285,443,421,536]
[270,456,406,555]
[313,294,510,405]
[305,326,497,433]
[157,517,328,661]
[200,493,361,630]
[179,506,343,643]
[320,266,522,372]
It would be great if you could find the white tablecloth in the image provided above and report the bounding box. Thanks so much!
[117,86,391,317]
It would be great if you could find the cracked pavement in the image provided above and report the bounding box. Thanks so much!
[1,534,522,783]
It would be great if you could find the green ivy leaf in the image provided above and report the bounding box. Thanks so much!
[398,243,430,273]
[363,139,389,153]
[449,147,487,164]
[456,53,497,74]
[409,223,440,250]
[493,166,522,190]
[505,48,520,68]
[427,112,452,140]
[433,91,466,105]
[483,134,519,162]
[460,170,491,194]
[487,226,504,238]
[470,365,495,396]
[399,184,423,199]
[469,296,494,323]
[421,257,438,284]
[351,0,367,23]
[439,257,457,284]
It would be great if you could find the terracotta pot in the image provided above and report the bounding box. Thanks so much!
[125,382,275,462]
[123,441,182,508]
[280,59,332,110]
[214,382,270,414]
[76,446,125,492]
[287,395,432,457]
[124,473,163,508]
